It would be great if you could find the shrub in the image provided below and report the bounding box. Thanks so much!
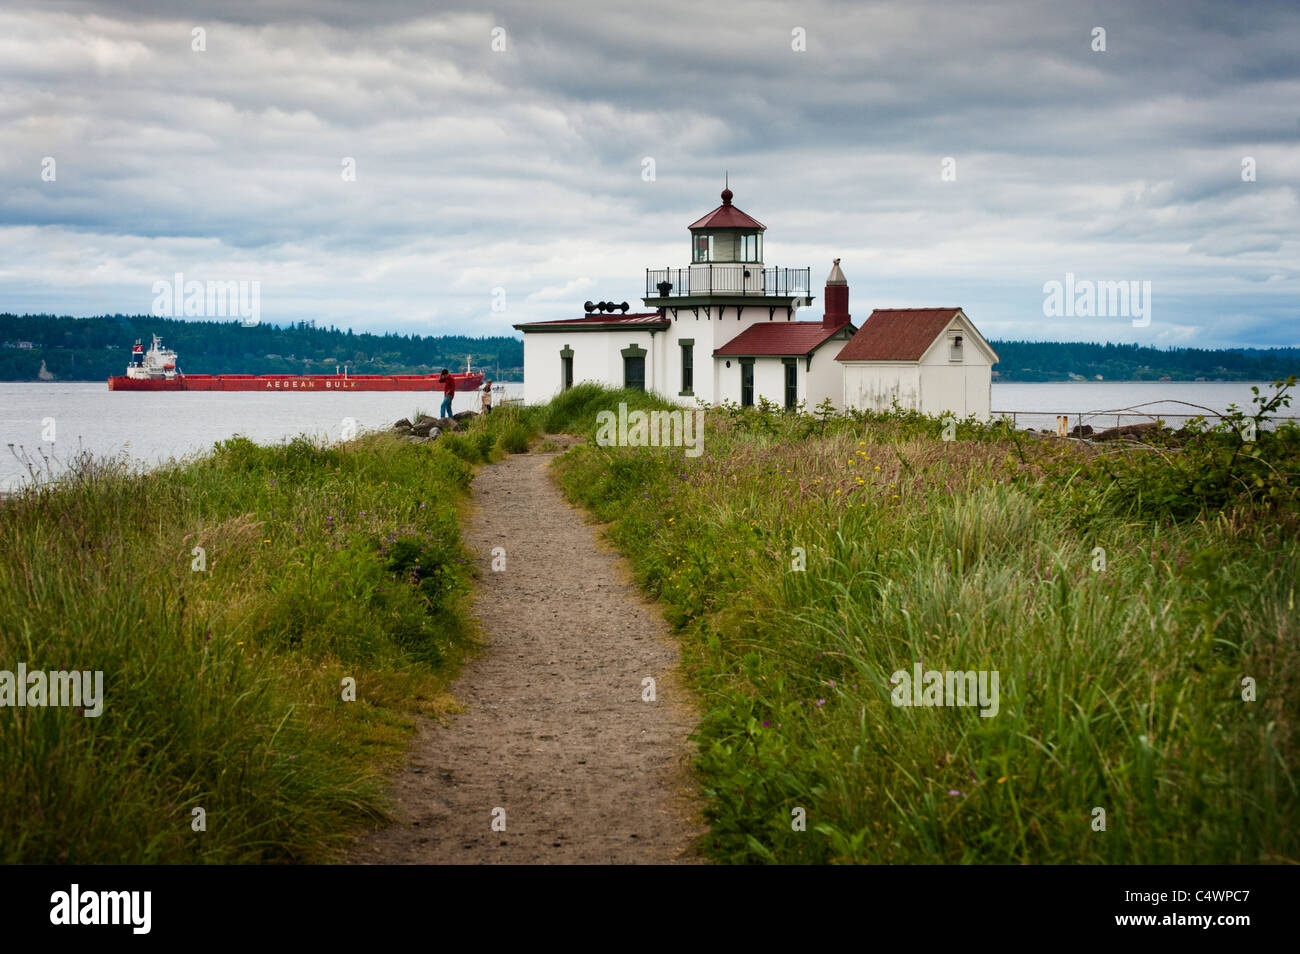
[500,423,530,454]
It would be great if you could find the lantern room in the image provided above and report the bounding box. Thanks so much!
[687,187,765,264]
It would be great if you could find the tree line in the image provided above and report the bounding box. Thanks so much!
[990,339,1300,382]
[0,314,525,381]
[1,314,1296,383]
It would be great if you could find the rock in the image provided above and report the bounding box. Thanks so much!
[393,425,412,435]
[452,410,478,423]
[393,417,412,429]
[1093,421,1162,442]
[1070,424,1094,438]
[435,416,458,431]
[427,426,442,441]
[411,420,436,437]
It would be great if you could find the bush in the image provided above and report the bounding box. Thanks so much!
[0,431,477,863]
[551,389,1300,864]
[439,432,482,464]
[499,423,530,454]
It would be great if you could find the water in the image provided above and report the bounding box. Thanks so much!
[989,379,1290,433]
[0,379,1286,491]
[1,381,523,491]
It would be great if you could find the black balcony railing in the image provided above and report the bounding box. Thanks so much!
[646,265,811,299]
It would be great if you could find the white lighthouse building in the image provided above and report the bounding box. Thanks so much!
[516,185,852,410]
[515,185,996,418]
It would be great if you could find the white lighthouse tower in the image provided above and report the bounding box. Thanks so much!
[640,184,813,404]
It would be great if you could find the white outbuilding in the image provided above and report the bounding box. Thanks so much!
[835,308,999,420]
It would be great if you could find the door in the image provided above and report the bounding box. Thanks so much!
[562,355,573,391]
[783,359,797,410]
[741,359,754,407]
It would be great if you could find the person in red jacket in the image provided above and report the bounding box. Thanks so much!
[439,369,455,418]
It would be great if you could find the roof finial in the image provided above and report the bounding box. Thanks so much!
[721,171,733,205]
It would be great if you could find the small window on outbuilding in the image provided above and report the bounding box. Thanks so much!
[950,334,963,362]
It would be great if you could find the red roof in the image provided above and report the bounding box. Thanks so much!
[714,321,850,357]
[514,312,668,330]
[834,308,962,361]
[688,188,766,231]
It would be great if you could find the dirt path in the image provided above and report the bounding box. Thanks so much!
[350,438,706,864]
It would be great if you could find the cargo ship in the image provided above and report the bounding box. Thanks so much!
[108,335,486,392]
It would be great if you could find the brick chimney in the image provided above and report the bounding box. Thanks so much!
[823,258,850,329]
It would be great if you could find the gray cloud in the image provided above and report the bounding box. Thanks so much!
[1,0,1297,347]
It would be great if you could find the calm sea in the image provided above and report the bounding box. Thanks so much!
[0,379,1288,491]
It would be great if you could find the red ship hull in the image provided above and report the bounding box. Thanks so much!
[107,372,486,392]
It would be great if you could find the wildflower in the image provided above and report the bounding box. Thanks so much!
[762,721,770,727]
[997,777,1007,784]
[236,641,244,646]
[817,699,826,706]
[948,789,964,797]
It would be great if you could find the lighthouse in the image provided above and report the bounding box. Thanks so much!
[514,181,996,416]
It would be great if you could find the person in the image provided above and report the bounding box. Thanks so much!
[480,378,494,415]
[438,368,455,418]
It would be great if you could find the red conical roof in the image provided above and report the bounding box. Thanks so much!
[688,187,766,231]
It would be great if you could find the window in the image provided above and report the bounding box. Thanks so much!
[950,334,963,362]
[622,344,647,391]
[783,359,797,410]
[739,233,761,262]
[624,356,645,391]
[693,233,713,263]
[680,340,694,396]
[560,345,574,390]
[740,359,754,407]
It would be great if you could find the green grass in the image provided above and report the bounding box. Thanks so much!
[0,432,480,863]
[550,385,1300,864]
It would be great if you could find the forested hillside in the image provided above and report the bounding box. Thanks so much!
[991,340,1300,382]
[1,314,1296,383]
[0,314,524,381]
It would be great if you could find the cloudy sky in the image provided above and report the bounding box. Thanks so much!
[2,0,1297,347]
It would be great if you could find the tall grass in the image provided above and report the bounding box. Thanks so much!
[0,432,479,863]
[552,387,1300,863]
